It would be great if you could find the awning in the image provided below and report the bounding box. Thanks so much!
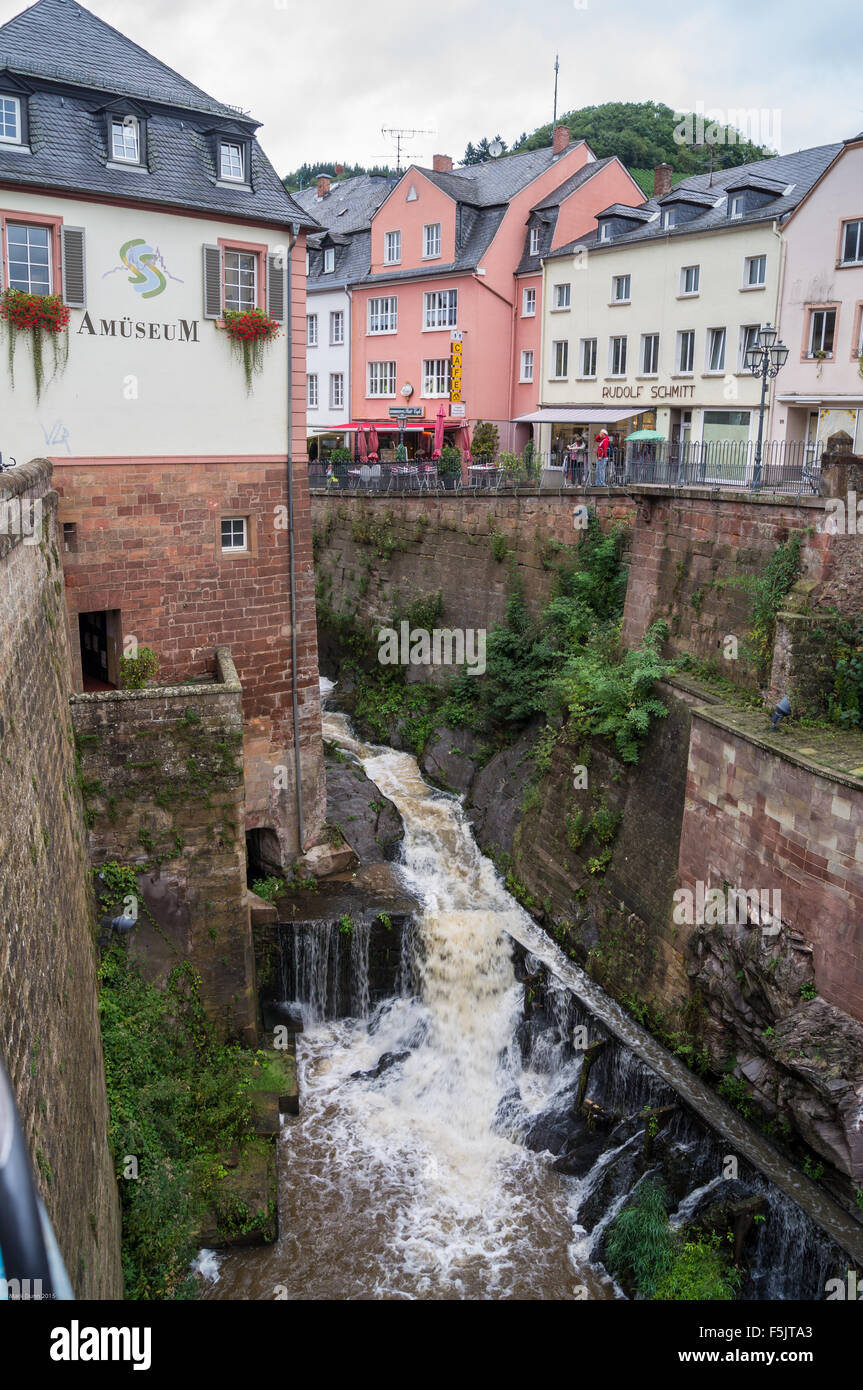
[310,420,436,433]
[513,407,643,424]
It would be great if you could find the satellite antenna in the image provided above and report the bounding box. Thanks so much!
[488,138,504,158]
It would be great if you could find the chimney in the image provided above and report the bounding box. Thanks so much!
[432,154,453,173]
[316,173,331,198]
[334,163,344,177]
[552,125,570,156]
[653,163,673,198]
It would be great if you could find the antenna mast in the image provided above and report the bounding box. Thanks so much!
[380,126,435,175]
[553,53,559,128]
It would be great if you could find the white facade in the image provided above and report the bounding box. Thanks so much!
[538,222,782,461]
[0,187,296,464]
[305,283,350,434]
[772,139,863,454]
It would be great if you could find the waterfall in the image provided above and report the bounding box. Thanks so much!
[202,697,862,1301]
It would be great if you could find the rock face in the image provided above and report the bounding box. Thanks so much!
[420,726,481,795]
[465,721,541,855]
[324,750,404,863]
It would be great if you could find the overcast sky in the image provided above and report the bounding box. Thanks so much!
[3,0,862,173]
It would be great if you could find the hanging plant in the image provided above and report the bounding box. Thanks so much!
[0,288,71,402]
[222,307,281,393]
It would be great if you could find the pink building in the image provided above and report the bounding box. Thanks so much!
[350,130,644,453]
[772,134,863,455]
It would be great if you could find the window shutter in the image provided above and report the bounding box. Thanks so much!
[267,253,285,323]
[61,226,86,308]
[202,243,222,318]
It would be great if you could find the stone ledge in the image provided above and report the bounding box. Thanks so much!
[69,644,243,705]
[690,703,863,793]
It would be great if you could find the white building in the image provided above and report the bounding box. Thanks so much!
[293,172,390,444]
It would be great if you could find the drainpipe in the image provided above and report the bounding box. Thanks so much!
[285,223,305,852]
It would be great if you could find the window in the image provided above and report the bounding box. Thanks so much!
[306,313,318,347]
[551,340,569,378]
[221,517,247,551]
[522,286,536,316]
[739,324,760,369]
[307,374,318,408]
[423,222,441,258]
[368,295,397,334]
[677,329,695,373]
[220,141,245,181]
[323,247,335,274]
[520,349,534,383]
[423,288,457,329]
[367,361,396,396]
[744,255,766,287]
[224,249,256,311]
[841,220,863,266]
[422,358,451,396]
[609,335,627,376]
[529,226,541,256]
[706,327,726,373]
[553,282,571,310]
[599,222,611,242]
[581,338,597,377]
[681,264,700,295]
[661,208,676,230]
[808,308,836,357]
[0,94,21,144]
[641,333,659,375]
[384,230,401,264]
[329,310,344,345]
[729,194,744,219]
[330,372,344,410]
[6,223,51,294]
[612,274,631,303]
[111,115,139,163]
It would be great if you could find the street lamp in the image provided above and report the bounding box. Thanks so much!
[746,323,789,490]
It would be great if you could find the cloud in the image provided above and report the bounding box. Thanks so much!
[1,0,859,173]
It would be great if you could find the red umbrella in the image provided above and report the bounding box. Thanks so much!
[459,423,472,463]
[432,403,447,459]
[368,426,379,462]
[357,427,368,463]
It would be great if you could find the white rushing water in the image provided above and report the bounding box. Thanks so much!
[204,699,616,1301]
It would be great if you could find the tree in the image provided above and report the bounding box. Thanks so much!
[471,420,499,461]
[461,135,508,166]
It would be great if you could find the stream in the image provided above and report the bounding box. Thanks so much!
[201,688,862,1301]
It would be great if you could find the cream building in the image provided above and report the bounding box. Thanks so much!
[771,135,863,455]
[534,145,841,475]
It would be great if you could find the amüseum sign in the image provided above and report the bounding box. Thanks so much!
[601,383,696,400]
[76,313,200,342]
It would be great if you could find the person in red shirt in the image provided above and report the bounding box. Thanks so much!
[594,428,610,484]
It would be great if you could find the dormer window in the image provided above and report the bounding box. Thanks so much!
[111,115,140,163]
[0,94,21,144]
[599,222,611,242]
[220,141,245,182]
[323,247,335,274]
[529,226,541,256]
[661,208,676,230]
[730,195,744,219]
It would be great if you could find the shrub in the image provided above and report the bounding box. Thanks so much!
[471,419,500,461]
[438,444,462,476]
[605,1178,674,1297]
[654,1232,742,1301]
[119,646,159,690]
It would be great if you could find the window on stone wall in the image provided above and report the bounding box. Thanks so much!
[221,516,248,552]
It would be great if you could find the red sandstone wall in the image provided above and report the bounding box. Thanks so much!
[56,458,325,859]
[678,710,863,1021]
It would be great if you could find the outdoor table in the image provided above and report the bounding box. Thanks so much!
[469,465,499,489]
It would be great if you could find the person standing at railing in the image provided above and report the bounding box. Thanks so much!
[594,429,610,485]
[573,433,587,485]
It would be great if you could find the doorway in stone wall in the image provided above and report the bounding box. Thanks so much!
[78,610,121,691]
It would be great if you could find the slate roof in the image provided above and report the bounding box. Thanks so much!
[529,157,612,213]
[293,173,392,236]
[306,229,371,290]
[547,143,843,259]
[413,141,589,207]
[0,0,243,119]
[0,0,314,228]
[354,205,507,288]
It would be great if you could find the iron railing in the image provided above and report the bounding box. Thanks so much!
[308,440,825,499]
